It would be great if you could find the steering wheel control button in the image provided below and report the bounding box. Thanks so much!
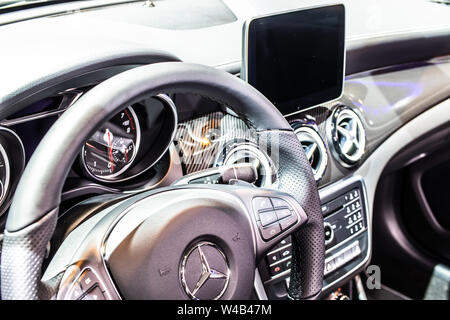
[252,197,273,213]
[279,247,292,259]
[259,223,281,240]
[270,198,292,210]
[266,252,280,264]
[259,210,278,227]
[81,286,105,300]
[78,269,100,290]
[279,214,298,231]
[283,259,292,270]
[276,208,292,220]
[67,282,84,300]
[270,264,284,276]
[278,237,291,247]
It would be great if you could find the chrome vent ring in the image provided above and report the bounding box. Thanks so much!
[329,106,366,166]
[294,125,328,182]
[215,142,276,187]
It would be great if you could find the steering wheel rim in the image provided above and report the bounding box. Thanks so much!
[1,62,324,300]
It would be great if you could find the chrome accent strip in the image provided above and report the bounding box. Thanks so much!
[266,243,292,256]
[0,142,11,207]
[345,197,360,208]
[294,126,328,182]
[354,275,368,300]
[424,264,450,300]
[254,269,268,300]
[0,90,84,126]
[1,109,65,126]
[0,126,26,165]
[217,142,276,187]
[0,126,25,212]
[265,269,291,283]
[268,256,292,268]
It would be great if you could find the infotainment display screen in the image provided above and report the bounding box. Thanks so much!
[242,5,345,115]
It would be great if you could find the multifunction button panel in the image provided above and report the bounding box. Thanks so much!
[66,268,107,300]
[252,197,299,241]
[266,237,293,277]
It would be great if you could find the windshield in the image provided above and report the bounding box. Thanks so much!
[0,0,59,10]
[1,0,44,8]
[0,0,160,13]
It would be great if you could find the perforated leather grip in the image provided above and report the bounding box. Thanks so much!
[258,131,324,299]
[1,209,60,299]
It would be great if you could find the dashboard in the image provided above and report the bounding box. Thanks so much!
[1,56,449,300]
[0,0,449,301]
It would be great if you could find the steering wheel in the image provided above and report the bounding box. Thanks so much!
[1,62,324,300]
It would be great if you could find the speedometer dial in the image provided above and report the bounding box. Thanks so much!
[82,106,140,180]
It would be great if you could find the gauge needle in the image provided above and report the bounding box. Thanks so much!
[104,129,114,172]
[85,142,100,151]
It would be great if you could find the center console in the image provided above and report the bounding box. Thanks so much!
[256,177,371,299]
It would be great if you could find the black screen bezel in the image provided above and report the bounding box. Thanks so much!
[243,4,346,115]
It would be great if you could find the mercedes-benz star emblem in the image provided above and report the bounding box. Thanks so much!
[180,241,230,300]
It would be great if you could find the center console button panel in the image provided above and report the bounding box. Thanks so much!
[323,187,366,250]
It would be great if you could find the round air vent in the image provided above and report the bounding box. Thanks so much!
[294,125,328,181]
[328,106,366,166]
[216,142,276,187]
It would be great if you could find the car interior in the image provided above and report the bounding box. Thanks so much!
[0,0,449,301]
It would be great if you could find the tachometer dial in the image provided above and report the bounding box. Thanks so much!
[0,144,10,206]
[82,107,140,180]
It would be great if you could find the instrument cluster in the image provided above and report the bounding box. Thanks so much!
[79,94,177,184]
[0,127,25,216]
[0,92,178,216]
